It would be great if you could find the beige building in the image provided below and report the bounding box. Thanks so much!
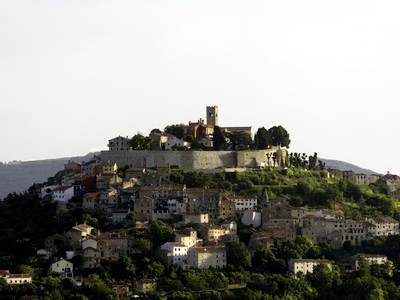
[182,212,209,225]
[288,259,332,275]
[0,270,32,285]
[199,224,227,242]
[368,217,399,236]
[51,259,74,278]
[82,192,99,209]
[187,246,227,269]
[219,198,236,220]
[108,136,131,152]
[174,228,202,248]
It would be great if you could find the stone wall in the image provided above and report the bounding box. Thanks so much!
[100,147,288,171]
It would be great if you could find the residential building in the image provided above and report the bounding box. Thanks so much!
[0,270,32,285]
[174,228,202,248]
[165,138,190,149]
[187,246,227,269]
[159,242,188,267]
[182,212,209,225]
[288,259,332,275]
[368,217,399,236]
[137,279,157,292]
[53,186,74,202]
[108,136,131,151]
[50,259,74,278]
[182,118,214,140]
[343,253,388,271]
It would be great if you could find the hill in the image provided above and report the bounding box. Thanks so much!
[319,158,379,175]
[0,153,378,200]
[0,153,99,200]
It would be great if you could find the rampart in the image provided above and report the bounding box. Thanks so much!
[100,147,287,171]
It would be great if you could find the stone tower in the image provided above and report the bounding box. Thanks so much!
[206,106,219,127]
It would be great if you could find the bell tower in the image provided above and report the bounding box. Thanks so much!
[206,106,218,127]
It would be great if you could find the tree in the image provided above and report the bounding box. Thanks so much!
[255,127,271,149]
[268,126,290,148]
[213,126,227,150]
[164,124,186,139]
[225,131,253,150]
[150,128,162,134]
[149,220,174,248]
[226,241,251,270]
[131,133,152,150]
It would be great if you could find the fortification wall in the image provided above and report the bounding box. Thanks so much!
[100,147,287,171]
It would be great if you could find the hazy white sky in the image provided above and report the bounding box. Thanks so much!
[1,0,399,174]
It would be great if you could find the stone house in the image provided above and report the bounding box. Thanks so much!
[82,192,99,210]
[184,188,220,222]
[368,217,399,236]
[342,253,388,271]
[138,185,185,200]
[125,168,146,180]
[83,247,101,268]
[45,234,66,254]
[108,136,131,152]
[134,197,156,220]
[288,259,332,275]
[219,198,236,220]
[199,224,227,242]
[82,157,101,175]
[187,246,227,269]
[149,132,174,150]
[174,228,202,248]
[137,279,157,292]
[182,212,209,225]
[50,259,74,278]
[64,224,95,250]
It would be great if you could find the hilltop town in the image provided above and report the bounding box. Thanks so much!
[2,106,400,299]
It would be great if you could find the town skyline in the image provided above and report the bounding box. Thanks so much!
[1,0,400,175]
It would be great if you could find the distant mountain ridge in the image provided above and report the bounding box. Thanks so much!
[0,153,378,200]
[0,153,99,200]
[319,158,379,175]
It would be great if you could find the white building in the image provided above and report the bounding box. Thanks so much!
[160,242,188,267]
[50,259,74,278]
[224,195,258,212]
[53,186,75,202]
[0,270,32,285]
[165,138,190,149]
[288,259,332,275]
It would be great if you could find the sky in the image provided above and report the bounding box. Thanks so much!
[1,0,400,175]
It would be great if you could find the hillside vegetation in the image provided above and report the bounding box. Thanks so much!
[171,168,400,220]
